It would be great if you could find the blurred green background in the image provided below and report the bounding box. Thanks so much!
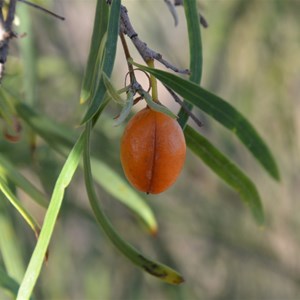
[1,0,300,299]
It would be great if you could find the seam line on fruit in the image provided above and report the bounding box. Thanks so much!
[148,112,158,194]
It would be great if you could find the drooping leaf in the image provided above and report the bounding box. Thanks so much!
[90,157,157,234]
[114,90,134,126]
[102,72,124,104]
[18,3,39,150]
[80,0,109,104]
[81,0,121,123]
[177,0,203,127]
[18,3,37,106]
[0,176,41,236]
[131,61,280,181]
[142,90,177,119]
[0,267,20,299]
[185,125,264,224]
[17,133,84,300]
[83,122,183,285]
[16,102,75,154]
[0,88,15,126]
[0,154,48,208]
[0,202,25,283]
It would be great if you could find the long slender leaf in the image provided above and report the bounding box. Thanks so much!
[80,0,109,104]
[0,267,20,299]
[81,0,121,123]
[90,158,157,234]
[16,103,75,154]
[0,176,41,236]
[131,61,280,181]
[83,122,183,285]
[17,134,84,300]
[18,3,38,150]
[142,90,177,119]
[0,202,25,283]
[0,89,15,127]
[185,125,264,224]
[18,4,37,106]
[0,154,48,208]
[102,72,124,104]
[178,0,203,127]
[114,90,134,126]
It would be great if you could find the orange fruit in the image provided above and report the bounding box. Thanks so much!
[120,107,186,194]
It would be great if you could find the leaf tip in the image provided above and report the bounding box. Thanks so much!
[253,208,265,227]
[149,225,158,237]
[272,167,281,182]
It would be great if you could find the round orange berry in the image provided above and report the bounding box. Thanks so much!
[120,107,186,194]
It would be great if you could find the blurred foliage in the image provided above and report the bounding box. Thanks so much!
[0,0,299,299]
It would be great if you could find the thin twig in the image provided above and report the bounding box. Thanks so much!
[0,0,64,82]
[119,31,136,85]
[164,85,203,127]
[18,0,65,21]
[119,3,201,123]
[120,5,189,75]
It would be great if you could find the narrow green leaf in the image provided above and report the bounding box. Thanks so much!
[80,0,109,104]
[0,267,20,299]
[81,0,121,123]
[18,3,39,150]
[131,61,280,181]
[18,3,37,106]
[185,125,264,224]
[0,89,15,126]
[178,0,203,127]
[83,122,183,284]
[0,202,25,283]
[80,32,108,105]
[80,32,107,104]
[0,176,41,236]
[17,134,84,300]
[114,90,134,126]
[16,102,75,154]
[0,154,48,208]
[102,73,124,104]
[143,90,177,119]
[90,158,158,234]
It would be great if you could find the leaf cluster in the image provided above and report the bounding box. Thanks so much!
[0,0,280,298]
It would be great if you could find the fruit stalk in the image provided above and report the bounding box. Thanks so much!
[147,59,159,102]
